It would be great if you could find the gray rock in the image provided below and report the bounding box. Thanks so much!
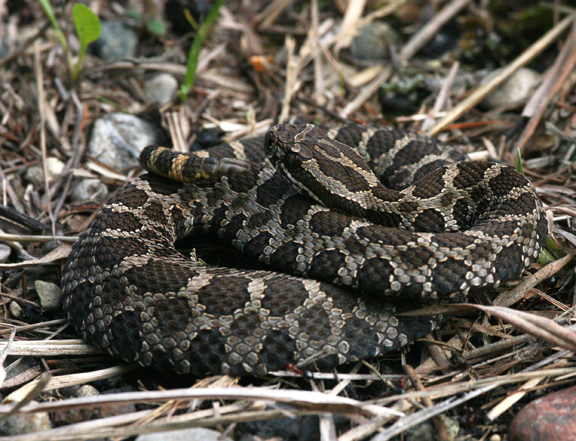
[405,415,459,441]
[510,384,576,441]
[350,22,401,61]
[95,21,138,61]
[237,414,320,440]
[76,384,100,397]
[405,420,435,441]
[0,35,10,60]
[143,73,178,106]
[88,113,163,173]
[480,67,541,110]
[9,301,21,318]
[61,384,99,398]
[25,157,65,187]
[71,178,109,203]
[0,407,51,434]
[0,243,10,262]
[34,280,62,311]
[136,428,232,441]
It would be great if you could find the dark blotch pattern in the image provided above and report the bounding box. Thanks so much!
[62,123,547,376]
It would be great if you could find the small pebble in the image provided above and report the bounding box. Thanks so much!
[350,22,401,61]
[480,67,541,110]
[71,178,109,203]
[0,407,51,435]
[94,21,138,61]
[9,301,21,318]
[76,385,100,397]
[88,113,163,173]
[509,385,576,441]
[237,415,320,440]
[60,384,99,398]
[143,73,178,106]
[34,280,62,311]
[405,415,459,441]
[25,157,65,187]
[136,428,233,441]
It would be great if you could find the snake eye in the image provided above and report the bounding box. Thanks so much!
[285,152,302,170]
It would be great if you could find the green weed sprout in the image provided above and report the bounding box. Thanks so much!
[515,150,524,175]
[178,0,225,101]
[71,3,101,83]
[38,1,101,84]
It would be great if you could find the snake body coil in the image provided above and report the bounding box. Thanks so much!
[62,124,547,375]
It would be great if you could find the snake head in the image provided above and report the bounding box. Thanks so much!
[264,123,386,214]
[264,124,329,203]
[264,123,323,164]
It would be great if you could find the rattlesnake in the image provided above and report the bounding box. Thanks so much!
[62,123,547,375]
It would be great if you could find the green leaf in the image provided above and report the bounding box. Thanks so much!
[147,19,167,36]
[71,3,101,83]
[73,3,101,46]
[515,150,524,175]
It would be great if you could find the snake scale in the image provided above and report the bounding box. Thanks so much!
[62,123,547,376]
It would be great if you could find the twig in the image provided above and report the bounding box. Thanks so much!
[487,347,574,420]
[426,13,576,136]
[6,365,135,403]
[422,61,460,131]
[51,92,87,224]
[399,0,471,62]
[0,388,402,418]
[512,21,576,154]
[256,0,293,29]
[311,0,324,105]
[339,66,392,118]
[0,233,78,243]
[0,329,16,389]
[33,41,56,236]
[0,373,51,424]
[333,0,408,53]
[333,0,367,53]
[372,363,576,440]
[403,364,449,441]
[494,253,574,307]
[0,22,50,69]
[279,36,299,122]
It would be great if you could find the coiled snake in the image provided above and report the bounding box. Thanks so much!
[62,123,547,375]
